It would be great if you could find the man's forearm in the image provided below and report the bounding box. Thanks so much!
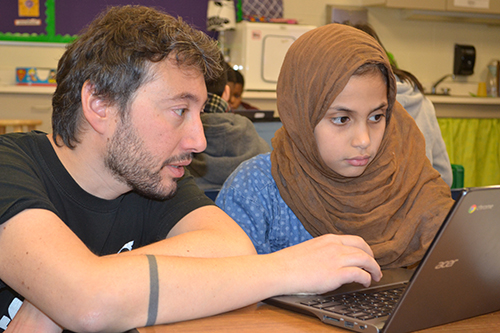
[123,206,257,259]
[124,228,256,258]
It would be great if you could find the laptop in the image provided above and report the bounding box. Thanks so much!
[266,186,500,333]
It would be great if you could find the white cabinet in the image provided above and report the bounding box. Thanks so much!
[0,86,54,133]
[361,0,500,23]
[385,0,446,11]
[446,0,500,14]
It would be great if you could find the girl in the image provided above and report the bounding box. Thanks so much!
[216,24,454,268]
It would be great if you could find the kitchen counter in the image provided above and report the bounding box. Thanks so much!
[427,95,500,105]
[426,95,500,118]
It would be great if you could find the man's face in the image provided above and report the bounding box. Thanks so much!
[105,58,207,200]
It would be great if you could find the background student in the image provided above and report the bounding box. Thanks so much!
[187,55,270,191]
[216,24,454,269]
[229,69,259,110]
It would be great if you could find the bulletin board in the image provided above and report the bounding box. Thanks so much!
[0,0,55,42]
[0,0,216,43]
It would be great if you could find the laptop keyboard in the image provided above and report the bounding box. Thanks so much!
[300,284,407,321]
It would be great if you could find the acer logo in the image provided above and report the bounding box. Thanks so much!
[435,259,459,269]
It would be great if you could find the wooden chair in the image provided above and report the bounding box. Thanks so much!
[0,119,42,134]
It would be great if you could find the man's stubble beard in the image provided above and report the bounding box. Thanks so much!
[104,116,186,201]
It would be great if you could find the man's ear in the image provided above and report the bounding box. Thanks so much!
[81,81,110,134]
[221,84,231,103]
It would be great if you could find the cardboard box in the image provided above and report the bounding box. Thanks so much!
[16,67,56,86]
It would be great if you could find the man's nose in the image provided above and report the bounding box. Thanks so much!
[184,115,207,153]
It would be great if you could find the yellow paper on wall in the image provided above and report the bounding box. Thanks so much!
[438,118,500,188]
[18,0,40,17]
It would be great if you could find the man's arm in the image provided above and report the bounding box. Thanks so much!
[0,207,381,332]
[2,205,254,332]
[122,205,257,258]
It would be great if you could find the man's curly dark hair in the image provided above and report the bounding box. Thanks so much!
[52,5,223,148]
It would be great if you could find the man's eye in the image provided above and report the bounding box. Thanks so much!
[332,116,349,124]
[173,108,187,116]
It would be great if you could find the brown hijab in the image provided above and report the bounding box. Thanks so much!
[271,24,454,268]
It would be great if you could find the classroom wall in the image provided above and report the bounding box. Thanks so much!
[0,43,65,85]
[2,1,500,94]
[284,0,500,95]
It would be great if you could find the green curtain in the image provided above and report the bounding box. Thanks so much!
[438,118,500,187]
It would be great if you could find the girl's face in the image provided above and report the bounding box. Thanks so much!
[314,72,388,177]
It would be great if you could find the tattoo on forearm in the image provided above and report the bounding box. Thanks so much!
[146,254,159,326]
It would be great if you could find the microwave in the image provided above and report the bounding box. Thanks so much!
[225,21,316,92]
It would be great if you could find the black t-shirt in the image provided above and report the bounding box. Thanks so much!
[0,131,214,330]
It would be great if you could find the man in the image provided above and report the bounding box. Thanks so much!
[0,6,381,332]
[203,60,232,114]
[205,59,235,112]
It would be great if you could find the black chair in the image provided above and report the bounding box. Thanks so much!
[204,189,220,201]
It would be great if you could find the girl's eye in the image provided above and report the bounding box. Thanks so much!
[173,108,187,117]
[369,113,385,122]
[332,116,350,125]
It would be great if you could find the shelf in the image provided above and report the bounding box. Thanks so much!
[0,85,56,95]
[2,86,499,107]
[427,95,500,105]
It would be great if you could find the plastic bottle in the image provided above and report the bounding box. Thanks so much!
[486,60,498,97]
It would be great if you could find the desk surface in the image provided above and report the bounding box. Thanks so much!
[137,302,500,333]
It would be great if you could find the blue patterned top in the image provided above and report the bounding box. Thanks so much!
[216,153,313,254]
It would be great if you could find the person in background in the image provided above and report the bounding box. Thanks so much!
[229,69,259,110]
[225,62,236,101]
[352,23,453,187]
[216,24,454,269]
[205,59,235,112]
[186,55,270,191]
[204,58,231,113]
[0,8,382,331]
